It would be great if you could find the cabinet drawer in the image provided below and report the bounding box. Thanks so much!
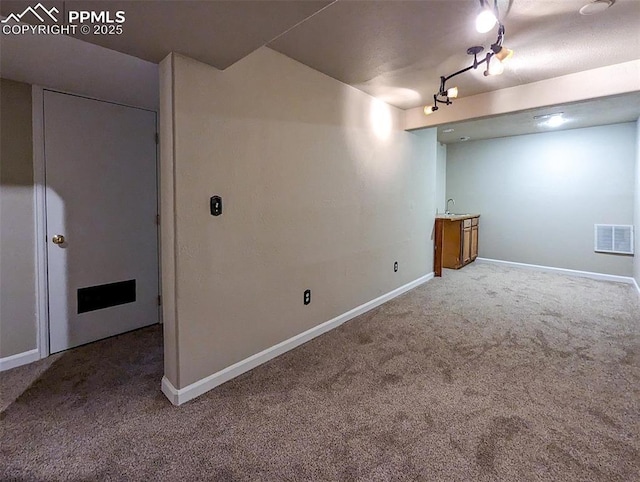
[471,217,479,226]
[463,219,472,228]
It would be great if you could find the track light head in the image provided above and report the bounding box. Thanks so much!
[476,8,497,33]
[423,105,439,115]
[492,44,514,62]
[485,59,504,76]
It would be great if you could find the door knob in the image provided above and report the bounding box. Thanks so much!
[52,234,65,245]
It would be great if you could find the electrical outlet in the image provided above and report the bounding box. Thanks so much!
[304,289,311,305]
[394,261,398,272]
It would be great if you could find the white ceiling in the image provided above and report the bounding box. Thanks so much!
[1,0,639,125]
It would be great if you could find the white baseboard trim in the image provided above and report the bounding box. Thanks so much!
[161,272,434,406]
[632,277,640,296]
[0,349,40,372]
[161,376,180,405]
[476,258,635,285]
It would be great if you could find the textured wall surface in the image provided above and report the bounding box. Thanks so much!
[161,48,437,389]
[0,78,36,357]
[446,123,636,276]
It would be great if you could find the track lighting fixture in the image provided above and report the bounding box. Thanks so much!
[423,0,513,116]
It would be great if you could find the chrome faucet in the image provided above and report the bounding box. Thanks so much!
[446,198,455,215]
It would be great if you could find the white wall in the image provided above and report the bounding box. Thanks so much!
[446,123,636,276]
[161,48,437,392]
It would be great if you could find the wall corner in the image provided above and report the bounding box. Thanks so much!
[159,53,180,391]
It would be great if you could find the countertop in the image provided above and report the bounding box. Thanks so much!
[435,214,480,221]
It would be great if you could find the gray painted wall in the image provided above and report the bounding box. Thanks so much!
[446,123,636,276]
[0,79,36,357]
[635,119,640,287]
[436,142,447,214]
[161,49,437,389]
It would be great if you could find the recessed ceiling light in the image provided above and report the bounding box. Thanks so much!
[545,115,565,128]
[534,112,567,128]
[533,112,564,120]
[459,136,471,142]
[579,0,615,15]
[443,128,455,133]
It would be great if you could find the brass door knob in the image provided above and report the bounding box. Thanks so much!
[52,234,65,245]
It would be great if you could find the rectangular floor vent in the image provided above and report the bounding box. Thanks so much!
[77,279,136,314]
[594,224,634,255]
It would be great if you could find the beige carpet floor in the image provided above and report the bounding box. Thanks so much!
[1,263,639,481]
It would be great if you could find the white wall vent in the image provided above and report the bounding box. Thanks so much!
[594,225,634,254]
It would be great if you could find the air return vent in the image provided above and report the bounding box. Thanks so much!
[594,224,633,254]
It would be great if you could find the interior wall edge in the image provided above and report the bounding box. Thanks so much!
[32,85,49,361]
[159,52,180,389]
[634,117,640,288]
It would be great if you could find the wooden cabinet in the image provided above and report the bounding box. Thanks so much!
[470,217,479,260]
[434,215,479,274]
[462,219,472,265]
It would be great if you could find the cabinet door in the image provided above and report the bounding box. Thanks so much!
[471,225,478,260]
[462,227,471,264]
[442,220,463,268]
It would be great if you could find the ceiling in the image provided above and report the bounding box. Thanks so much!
[0,1,334,69]
[269,0,640,109]
[1,0,639,114]
[436,92,640,143]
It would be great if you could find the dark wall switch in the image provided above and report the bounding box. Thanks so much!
[210,196,222,216]
[304,289,311,305]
